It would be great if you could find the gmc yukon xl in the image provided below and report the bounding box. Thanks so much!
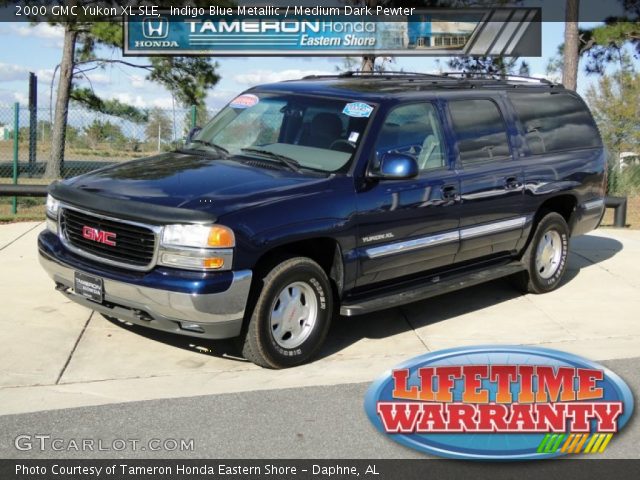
[39,72,606,368]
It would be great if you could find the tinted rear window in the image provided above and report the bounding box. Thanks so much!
[448,99,511,164]
[509,92,601,155]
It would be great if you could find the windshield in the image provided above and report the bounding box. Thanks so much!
[190,92,375,173]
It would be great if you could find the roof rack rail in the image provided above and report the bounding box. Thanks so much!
[299,70,562,89]
[302,71,446,80]
[441,71,554,84]
[303,70,557,84]
[338,71,445,78]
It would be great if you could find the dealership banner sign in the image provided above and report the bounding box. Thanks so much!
[365,346,633,460]
[124,8,540,56]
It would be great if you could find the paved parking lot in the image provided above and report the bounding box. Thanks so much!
[1,222,639,416]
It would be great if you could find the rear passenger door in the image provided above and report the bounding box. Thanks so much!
[446,98,526,263]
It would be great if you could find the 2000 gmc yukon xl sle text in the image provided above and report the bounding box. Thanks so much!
[39,72,606,368]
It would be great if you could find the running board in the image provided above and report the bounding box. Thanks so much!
[340,261,525,316]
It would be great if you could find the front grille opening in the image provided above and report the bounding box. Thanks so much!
[61,208,156,269]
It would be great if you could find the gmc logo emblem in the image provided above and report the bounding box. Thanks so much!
[82,226,117,247]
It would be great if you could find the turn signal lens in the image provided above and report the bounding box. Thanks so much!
[203,257,225,269]
[160,253,226,270]
[207,226,235,248]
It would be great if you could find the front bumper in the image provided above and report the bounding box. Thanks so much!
[38,233,252,340]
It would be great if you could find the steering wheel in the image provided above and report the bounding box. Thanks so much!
[329,139,356,153]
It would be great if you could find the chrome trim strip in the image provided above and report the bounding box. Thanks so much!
[584,199,605,211]
[365,231,459,259]
[58,202,162,272]
[364,216,528,260]
[460,217,527,240]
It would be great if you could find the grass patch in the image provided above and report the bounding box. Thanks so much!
[0,214,45,224]
[0,196,46,221]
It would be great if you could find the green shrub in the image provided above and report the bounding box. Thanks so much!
[609,164,640,196]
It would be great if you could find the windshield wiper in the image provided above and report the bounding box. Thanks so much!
[189,139,229,157]
[240,148,302,173]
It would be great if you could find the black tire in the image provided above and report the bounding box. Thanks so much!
[512,212,570,294]
[240,257,333,368]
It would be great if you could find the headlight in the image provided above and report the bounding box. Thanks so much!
[45,194,60,233]
[46,194,60,218]
[159,224,235,271]
[162,224,235,249]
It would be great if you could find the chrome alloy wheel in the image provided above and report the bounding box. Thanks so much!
[269,281,318,349]
[535,230,563,279]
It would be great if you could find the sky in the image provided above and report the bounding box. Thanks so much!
[0,21,629,116]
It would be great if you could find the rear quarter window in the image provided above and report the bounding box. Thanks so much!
[448,99,511,164]
[509,92,602,155]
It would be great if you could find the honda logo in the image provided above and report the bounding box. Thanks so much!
[142,17,169,39]
[82,226,117,247]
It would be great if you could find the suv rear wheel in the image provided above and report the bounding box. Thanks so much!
[513,212,570,294]
[240,257,333,368]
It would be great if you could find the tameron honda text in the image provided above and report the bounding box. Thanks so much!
[365,346,633,460]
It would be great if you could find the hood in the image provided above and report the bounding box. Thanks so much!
[66,152,335,218]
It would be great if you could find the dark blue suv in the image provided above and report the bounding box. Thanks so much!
[39,72,606,368]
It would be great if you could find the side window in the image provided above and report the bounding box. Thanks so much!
[509,93,602,154]
[448,99,511,164]
[375,103,446,171]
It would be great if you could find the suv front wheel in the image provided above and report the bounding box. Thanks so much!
[240,257,333,368]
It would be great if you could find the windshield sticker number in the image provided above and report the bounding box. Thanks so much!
[230,94,260,109]
[343,102,373,118]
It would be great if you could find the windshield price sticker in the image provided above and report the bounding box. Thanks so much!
[230,94,260,109]
[343,102,373,118]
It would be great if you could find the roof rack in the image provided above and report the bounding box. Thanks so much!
[304,71,557,85]
[298,71,564,89]
[339,71,445,79]
[302,71,446,80]
[440,71,553,84]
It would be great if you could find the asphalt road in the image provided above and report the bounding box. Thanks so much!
[0,357,637,460]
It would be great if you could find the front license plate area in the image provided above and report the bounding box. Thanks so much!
[74,272,104,303]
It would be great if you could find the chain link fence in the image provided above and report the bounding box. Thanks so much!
[0,103,215,217]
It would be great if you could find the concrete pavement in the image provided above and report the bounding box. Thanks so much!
[0,356,637,459]
[1,222,639,416]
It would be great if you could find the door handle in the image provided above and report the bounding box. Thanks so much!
[504,176,520,189]
[442,184,458,200]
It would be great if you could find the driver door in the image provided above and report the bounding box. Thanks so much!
[355,101,461,289]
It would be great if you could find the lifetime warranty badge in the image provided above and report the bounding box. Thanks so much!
[364,346,633,460]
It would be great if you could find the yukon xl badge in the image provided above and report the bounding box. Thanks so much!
[362,232,394,243]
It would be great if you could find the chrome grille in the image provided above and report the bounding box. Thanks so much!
[60,207,157,270]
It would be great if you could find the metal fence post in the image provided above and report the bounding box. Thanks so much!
[12,102,20,215]
[28,72,37,177]
[191,105,197,130]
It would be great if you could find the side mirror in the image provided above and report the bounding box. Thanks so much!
[186,126,202,143]
[371,153,419,180]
